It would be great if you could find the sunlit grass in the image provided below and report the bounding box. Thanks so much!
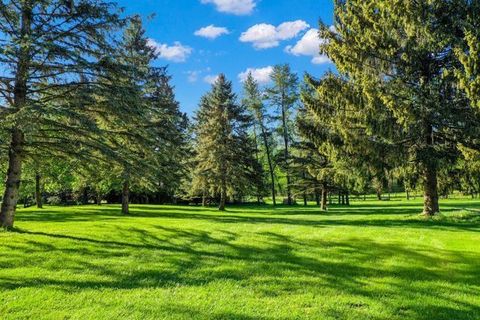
[1,198,479,319]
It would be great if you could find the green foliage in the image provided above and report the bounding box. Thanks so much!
[192,75,260,208]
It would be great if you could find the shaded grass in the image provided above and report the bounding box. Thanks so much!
[1,198,479,319]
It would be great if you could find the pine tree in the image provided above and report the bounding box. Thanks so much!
[0,0,123,228]
[316,0,478,215]
[242,73,275,205]
[266,65,299,205]
[293,105,334,211]
[193,74,257,211]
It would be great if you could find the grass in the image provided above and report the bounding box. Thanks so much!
[1,198,479,320]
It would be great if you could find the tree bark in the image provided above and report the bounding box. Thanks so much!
[35,172,42,209]
[219,187,226,211]
[0,3,32,228]
[423,164,439,216]
[122,180,130,215]
[376,190,382,201]
[261,125,276,206]
[281,101,292,205]
[321,186,328,211]
[423,124,440,216]
[1,129,25,228]
[315,187,320,206]
[96,192,102,206]
[202,188,207,207]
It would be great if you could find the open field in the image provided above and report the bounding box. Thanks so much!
[1,199,479,320]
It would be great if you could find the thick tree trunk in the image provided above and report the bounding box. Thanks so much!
[0,3,31,228]
[315,188,321,206]
[423,164,439,216]
[321,187,328,211]
[96,192,102,206]
[261,125,276,206]
[376,191,382,201]
[121,180,130,215]
[1,129,25,228]
[346,190,350,206]
[35,172,42,209]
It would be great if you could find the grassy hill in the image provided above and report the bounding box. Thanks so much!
[1,199,479,319]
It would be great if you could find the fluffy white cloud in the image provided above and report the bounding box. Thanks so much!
[285,28,331,65]
[201,0,256,15]
[240,20,309,49]
[194,25,230,39]
[147,39,192,63]
[238,66,274,84]
[204,74,220,84]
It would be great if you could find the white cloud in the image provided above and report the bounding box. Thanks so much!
[186,70,200,83]
[285,28,331,65]
[194,25,230,39]
[238,66,274,84]
[147,39,193,63]
[204,74,220,84]
[201,0,256,15]
[240,20,309,49]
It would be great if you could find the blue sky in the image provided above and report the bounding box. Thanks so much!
[116,0,335,114]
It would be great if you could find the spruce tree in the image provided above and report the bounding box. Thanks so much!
[0,0,123,228]
[316,0,478,215]
[193,74,257,210]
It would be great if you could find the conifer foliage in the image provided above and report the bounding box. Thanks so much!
[192,74,259,210]
[0,0,123,227]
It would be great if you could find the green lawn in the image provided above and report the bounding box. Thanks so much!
[1,199,479,320]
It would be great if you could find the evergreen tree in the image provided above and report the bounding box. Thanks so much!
[242,73,275,205]
[316,0,478,215]
[192,74,257,210]
[266,64,299,205]
[0,0,123,228]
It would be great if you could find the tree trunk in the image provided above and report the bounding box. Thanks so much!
[423,124,440,216]
[122,180,130,215]
[423,164,439,216]
[219,188,226,211]
[1,129,25,228]
[0,3,32,229]
[321,187,328,211]
[376,190,382,201]
[35,172,43,209]
[346,190,350,206]
[261,125,276,206]
[96,192,102,206]
[202,189,207,207]
[280,93,292,205]
[315,187,320,206]
[303,192,307,206]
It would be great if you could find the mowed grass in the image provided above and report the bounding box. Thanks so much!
[1,198,479,320]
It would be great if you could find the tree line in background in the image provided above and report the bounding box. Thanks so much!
[1,0,480,228]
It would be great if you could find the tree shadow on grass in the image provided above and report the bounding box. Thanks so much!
[2,224,480,319]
